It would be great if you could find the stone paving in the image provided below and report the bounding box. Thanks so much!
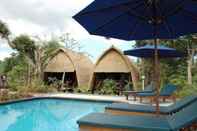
[34,93,172,106]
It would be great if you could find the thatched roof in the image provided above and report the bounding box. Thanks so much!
[89,46,139,89]
[44,48,94,87]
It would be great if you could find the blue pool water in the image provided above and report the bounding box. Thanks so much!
[0,98,110,131]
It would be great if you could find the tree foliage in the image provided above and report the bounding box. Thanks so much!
[0,20,10,39]
[0,34,62,90]
[135,36,197,97]
[0,20,15,48]
[12,35,36,65]
[0,21,86,95]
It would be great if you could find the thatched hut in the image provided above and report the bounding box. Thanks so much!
[89,46,139,94]
[44,48,93,87]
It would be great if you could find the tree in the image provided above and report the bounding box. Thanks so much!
[3,53,25,73]
[59,33,91,57]
[59,33,82,51]
[12,35,36,85]
[165,35,197,85]
[135,40,156,86]
[57,33,91,88]
[0,60,5,73]
[135,39,188,87]
[6,54,28,88]
[12,35,62,85]
[34,38,63,80]
[0,20,15,48]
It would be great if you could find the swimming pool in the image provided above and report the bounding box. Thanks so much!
[0,98,111,131]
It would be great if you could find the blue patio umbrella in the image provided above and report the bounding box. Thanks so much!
[124,45,185,58]
[73,0,197,40]
[124,45,184,93]
[73,0,197,115]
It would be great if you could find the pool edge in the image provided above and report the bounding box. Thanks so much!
[0,96,125,106]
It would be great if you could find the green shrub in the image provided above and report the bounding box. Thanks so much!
[74,86,90,94]
[8,92,24,100]
[0,90,9,101]
[0,90,31,102]
[169,74,197,97]
[47,78,62,91]
[177,84,197,98]
[124,81,133,91]
[6,63,28,90]
[16,79,57,94]
[99,79,117,95]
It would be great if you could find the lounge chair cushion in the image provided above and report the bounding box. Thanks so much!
[165,95,197,113]
[78,113,171,131]
[106,96,197,114]
[78,101,197,131]
[124,84,155,94]
[143,84,155,92]
[106,103,167,114]
[160,84,177,96]
[136,92,156,96]
[136,84,177,97]
[168,101,197,130]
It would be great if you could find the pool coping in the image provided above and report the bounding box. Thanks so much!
[0,95,128,105]
[0,93,172,106]
[34,93,129,103]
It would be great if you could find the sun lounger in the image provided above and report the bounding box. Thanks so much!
[105,95,197,116]
[137,84,177,103]
[123,84,155,100]
[78,100,197,131]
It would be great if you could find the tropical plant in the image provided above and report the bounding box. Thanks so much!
[12,35,62,85]
[16,79,57,94]
[164,35,197,85]
[0,89,9,101]
[74,86,90,94]
[100,79,117,95]
[135,37,197,97]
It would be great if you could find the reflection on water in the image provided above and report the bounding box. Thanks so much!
[0,99,109,131]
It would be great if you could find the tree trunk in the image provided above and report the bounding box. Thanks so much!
[187,48,195,85]
[187,58,192,85]
[34,48,43,81]
[27,63,31,87]
[154,39,160,116]
[5,36,16,49]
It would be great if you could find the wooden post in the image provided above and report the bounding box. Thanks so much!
[154,38,160,116]
[153,1,160,115]
[61,72,66,89]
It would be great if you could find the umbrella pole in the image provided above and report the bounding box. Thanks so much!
[154,38,160,116]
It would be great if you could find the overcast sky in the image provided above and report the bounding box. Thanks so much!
[0,0,135,62]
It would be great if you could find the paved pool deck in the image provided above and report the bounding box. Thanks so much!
[34,93,129,103]
[34,93,172,106]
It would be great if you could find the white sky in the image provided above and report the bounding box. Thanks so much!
[0,0,135,62]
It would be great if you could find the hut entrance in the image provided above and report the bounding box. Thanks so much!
[92,72,131,95]
[44,72,77,88]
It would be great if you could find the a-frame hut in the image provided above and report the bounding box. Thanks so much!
[44,48,93,88]
[89,46,139,93]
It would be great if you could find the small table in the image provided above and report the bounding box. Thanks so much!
[123,91,141,101]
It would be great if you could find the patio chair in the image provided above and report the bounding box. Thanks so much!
[78,100,197,131]
[123,84,155,100]
[137,84,177,103]
[105,95,197,116]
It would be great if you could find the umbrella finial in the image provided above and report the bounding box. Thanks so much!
[147,0,153,4]
[147,0,158,5]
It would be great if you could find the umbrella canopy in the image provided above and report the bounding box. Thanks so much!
[124,45,185,58]
[73,0,197,40]
[73,0,197,115]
